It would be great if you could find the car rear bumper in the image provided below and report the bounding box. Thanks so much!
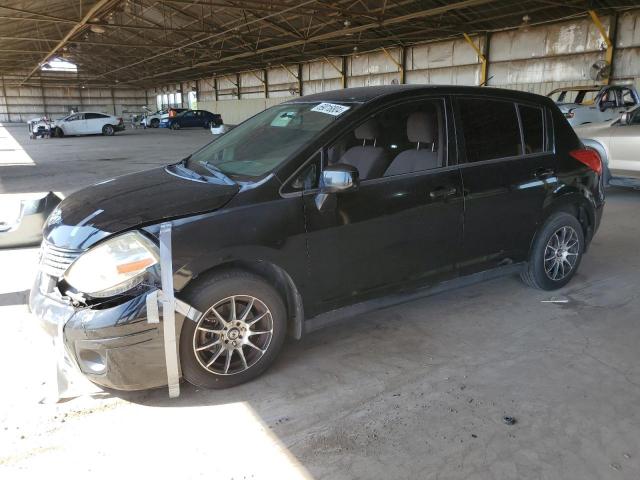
[29,271,173,391]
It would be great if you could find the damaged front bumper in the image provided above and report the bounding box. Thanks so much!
[29,271,185,391]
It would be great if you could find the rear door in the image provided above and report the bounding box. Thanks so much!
[84,113,108,133]
[62,113,84,135]
[456,97,556,273]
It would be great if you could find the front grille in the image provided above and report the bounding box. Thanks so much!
[39,241,82,278]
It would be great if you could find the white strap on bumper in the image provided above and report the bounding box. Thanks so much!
[160,223,179,398]
[144,222,201,398]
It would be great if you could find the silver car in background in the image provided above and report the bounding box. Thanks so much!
[548,85,638,126]
[575,105,640,186]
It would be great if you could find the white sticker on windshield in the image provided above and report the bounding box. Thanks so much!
[311,103,351,116]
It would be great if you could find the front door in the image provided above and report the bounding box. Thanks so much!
[302,97,463,314]
[456,97,556,272]
[62,113,84,135]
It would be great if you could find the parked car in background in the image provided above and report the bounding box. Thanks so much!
[160,109,223,130]
[30,85,604,392]
[143,107,187,128]
[53,112,124,137]
[575,104,640,185]
[547,84,639,126]
[141,110,164,128]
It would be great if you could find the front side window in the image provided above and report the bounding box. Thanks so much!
[186,102,350,179]
[326,99,446,180]
[519,105,545,154]
[459,99,521,162]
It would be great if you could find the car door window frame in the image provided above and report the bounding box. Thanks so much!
[280,95,455,196]
[329,96,453,185]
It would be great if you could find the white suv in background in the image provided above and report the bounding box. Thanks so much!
[53,112,124,137]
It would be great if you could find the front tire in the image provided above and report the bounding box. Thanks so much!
[521,212,584,290]
[151,118,160,128]
[102,124,115,136]
[180,270,287,389]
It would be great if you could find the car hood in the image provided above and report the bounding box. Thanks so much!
[43,167,240,250]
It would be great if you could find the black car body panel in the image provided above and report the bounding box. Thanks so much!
[30,85,605,391]
[43,167,239,250]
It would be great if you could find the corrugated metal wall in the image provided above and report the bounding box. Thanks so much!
[3,10,639,124]
[0,71,148,123]
[148,10,640,124]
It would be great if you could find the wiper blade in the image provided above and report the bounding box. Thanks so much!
[171,163,208,182]
[201,161,236,185]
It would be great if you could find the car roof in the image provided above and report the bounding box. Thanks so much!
[285,84,549,105]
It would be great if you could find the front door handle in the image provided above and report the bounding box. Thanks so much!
[533,168,555,179]
[429,186,457,200]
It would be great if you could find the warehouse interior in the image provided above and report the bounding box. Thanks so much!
[1,1,640,479]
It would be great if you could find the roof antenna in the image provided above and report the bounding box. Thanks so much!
[480,75,495,87]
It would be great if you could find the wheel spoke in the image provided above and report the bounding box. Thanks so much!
[240,297,255,321]
[196,339,221,351]
[247,312,267,326]
[206,347,225,367]
[237,348,248,370]
[197,326,222,334]
[210,307,228,327]
[246,339,264,353]
[229,296,236,322]
[224,349,233,374]
[248,330,271,336]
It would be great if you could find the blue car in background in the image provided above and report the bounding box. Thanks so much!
[161,109,223,130]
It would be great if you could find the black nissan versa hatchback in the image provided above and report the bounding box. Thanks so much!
[30,85,604,391]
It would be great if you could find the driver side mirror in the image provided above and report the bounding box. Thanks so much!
[321,164,359,193]
[600,100,616,111]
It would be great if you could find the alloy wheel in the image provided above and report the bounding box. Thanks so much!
[193,295,274,376]
[544,226,580,281]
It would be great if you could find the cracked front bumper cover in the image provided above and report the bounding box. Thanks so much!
[29,271,185,391]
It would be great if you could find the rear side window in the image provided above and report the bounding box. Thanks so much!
[519,105,544,154]
[459,99,521,162]
[85,113,108,119]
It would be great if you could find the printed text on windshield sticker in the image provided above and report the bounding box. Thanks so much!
[311,103,351,116]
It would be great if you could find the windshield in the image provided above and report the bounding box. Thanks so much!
[186,102,351,179]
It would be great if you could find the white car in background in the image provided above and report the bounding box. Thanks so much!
[548,85,639,126]
[575,105,640,185]
[53,112,124,137]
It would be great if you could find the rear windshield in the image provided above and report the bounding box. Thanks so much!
[186,102,351,178]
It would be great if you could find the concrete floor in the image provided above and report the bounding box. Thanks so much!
[1,123,640,479]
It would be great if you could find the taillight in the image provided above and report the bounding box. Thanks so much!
[570,148,602,174]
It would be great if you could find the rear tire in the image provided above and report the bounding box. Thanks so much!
[180,270,287,389]
[521,212,584,290]
[102,124,115,136]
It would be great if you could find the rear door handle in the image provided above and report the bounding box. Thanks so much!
[533,168,555,179]
[429,186,457,200]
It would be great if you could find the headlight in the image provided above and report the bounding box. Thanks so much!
[65,231,159,298]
